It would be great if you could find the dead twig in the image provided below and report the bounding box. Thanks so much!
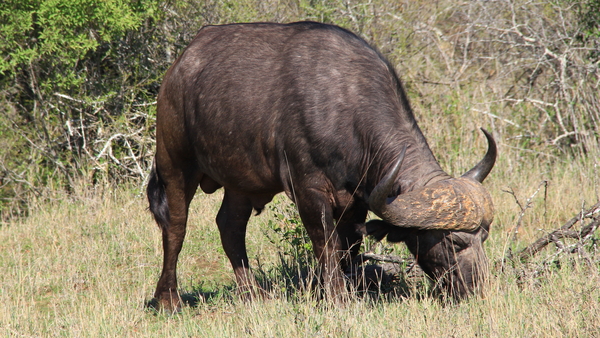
[517,201,600,262]
[503,181,548,243]
[354,252,408,265]
[350,251,418,285]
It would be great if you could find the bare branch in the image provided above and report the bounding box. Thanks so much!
[518,201,600,262]
[503,181,548,242]
[354,252,408,265]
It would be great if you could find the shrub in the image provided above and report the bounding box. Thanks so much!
[1,0,598,219]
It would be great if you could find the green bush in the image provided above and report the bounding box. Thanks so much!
[0,0,161,218]
[0,0,598,220]
[0,0,156,86]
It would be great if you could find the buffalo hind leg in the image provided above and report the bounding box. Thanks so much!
[148,164,200,313]
[216,189,263,300]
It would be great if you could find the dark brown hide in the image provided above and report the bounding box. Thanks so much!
[147,21,495,311]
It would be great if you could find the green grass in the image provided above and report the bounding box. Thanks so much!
[1,152,599,337]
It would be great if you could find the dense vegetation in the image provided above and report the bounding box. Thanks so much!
[1,0,598,218]
[0,0,599,336]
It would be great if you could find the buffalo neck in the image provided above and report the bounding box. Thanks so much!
[362,122,451,197]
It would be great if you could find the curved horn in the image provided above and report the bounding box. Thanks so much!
[462,128,497,183]
[367,145,407,217]
[369,178,493,231]
[367,131,495,231]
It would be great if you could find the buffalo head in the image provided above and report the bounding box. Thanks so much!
[364,129,496,299]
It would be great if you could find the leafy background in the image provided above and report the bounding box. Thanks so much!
[1,0,599,218]
[0,1,599,336]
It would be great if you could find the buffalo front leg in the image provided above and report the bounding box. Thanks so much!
[216,189,262,300]
[296,188,347,301]
[335,204,368,278]
[335,204,368,266]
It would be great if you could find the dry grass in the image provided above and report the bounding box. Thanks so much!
[1,1,599,336]
[1,150,599,337]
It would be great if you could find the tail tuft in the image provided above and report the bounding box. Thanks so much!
[147,161,170,230]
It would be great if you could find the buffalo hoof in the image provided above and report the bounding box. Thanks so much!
[146,292,182,314]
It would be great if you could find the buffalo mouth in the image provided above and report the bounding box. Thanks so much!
[410,228,489,300]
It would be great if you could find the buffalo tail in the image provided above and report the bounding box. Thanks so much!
[147,161,170,230]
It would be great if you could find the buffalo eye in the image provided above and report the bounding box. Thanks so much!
[447,233,472,252]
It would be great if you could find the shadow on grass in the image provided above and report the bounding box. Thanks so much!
[145,285,237,312]
[145,254,430,312]
[184,265,424,310]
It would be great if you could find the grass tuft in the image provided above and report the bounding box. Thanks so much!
[1,152,599,336]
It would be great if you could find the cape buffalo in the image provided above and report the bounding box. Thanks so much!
[147,21,496,311]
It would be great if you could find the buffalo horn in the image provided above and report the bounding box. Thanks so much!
[462,128,497,183]
[368,131,496,232]
[367,145,407,217]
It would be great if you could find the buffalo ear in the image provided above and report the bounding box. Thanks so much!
[385,227,410,243]
[358,220,411,243]
[356,220,404,243]
[366,220,392,241]
[357,220,389,241]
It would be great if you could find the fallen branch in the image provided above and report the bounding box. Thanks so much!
[354,252,408,265]
[348,251,418,286]
[517,201,600,262]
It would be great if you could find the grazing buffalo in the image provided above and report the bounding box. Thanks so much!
[147,21,496,311]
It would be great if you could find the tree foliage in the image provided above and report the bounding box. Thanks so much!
[0,0,161,217]
[0,0,598,220]
[1,0,156,85]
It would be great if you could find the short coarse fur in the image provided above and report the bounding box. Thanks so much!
[147,21,495,310]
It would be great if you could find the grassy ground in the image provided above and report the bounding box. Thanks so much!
[1,0,599,336]
[1,149,599,337]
